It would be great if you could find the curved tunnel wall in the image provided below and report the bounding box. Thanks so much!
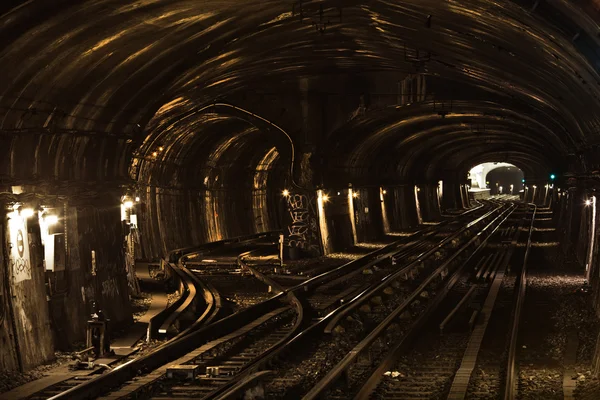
[133,112,287,259]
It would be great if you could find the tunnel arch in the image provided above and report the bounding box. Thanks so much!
[131,105,291,258]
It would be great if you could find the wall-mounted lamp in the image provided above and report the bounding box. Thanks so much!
[282,189,290,197]
[124,200,134,209]
[352,192,359,198]
[586,199,592,206]
[20,208,34,218]
[45,215,59,226]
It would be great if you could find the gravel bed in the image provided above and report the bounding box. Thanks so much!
[131,292,152,322]
[264,254,458,398]
[0,351,77,394]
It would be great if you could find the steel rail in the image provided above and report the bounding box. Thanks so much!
[302,203,516,400]
[46,205,484,400]
[503,203,537,400]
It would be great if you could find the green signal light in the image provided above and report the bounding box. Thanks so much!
[522,179,525,183]
[550,174,556,180]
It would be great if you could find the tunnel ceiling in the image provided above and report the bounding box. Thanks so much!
[2,0,600,190]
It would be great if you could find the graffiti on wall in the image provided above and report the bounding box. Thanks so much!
[101,277,120,299]
[8,214,31,283]
[285,193,321,255]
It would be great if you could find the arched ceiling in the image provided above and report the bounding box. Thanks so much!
[1,0,600,190]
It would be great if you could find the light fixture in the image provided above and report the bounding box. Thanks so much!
[322,194,329,202]
[382,190,387,195]
[135,197,140,202]
[352,192,359,198]
[282,189,290,197]
[158,146,164,152]
[337,192,341,196]
[152,151,158,157]
[21,208,34,218]
[45,215,59,225]
[586,200,592,206]
[124,201,134,209]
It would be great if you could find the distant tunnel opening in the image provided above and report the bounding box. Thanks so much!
[468,162,524,196]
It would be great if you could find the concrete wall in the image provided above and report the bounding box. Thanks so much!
[0,216,20,371]
[389,186,419,230]
[0,208,53,371]
[1,194,133,371]
[47,203,132,350]
[353,187,385,243]
[320,189,355,253]
[138,187,282,260]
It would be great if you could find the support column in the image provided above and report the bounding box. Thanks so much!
[354,187,385,242]
[391,185,419,229]
[417,183,442,222]
[282,188,322,258]
[442,180,463,210]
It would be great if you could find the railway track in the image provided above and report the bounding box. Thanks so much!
[341,203,535,400]
[245,202,512,399]
[36,203,502,400]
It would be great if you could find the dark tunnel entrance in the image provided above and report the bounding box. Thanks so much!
[486,166,524,195]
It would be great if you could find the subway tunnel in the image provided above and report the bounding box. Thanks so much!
[2,1,600,398]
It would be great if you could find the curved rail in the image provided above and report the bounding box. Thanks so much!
[196,250,305,399]
[157,263,198,336]
[148,232,280,339]
[46,207,484,400]
[503,203,536,400]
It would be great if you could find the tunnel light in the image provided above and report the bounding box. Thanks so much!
[352,192,359,198]
[152,151,158,157]
[282,189,290,197]
[586,200,592,206]
[158,146,164,152]
[124,200,134,209]
[20,208,34,218]
[45,215,59,226]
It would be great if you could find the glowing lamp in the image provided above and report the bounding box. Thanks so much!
[586,200,592,206]
[45,215,59,225]
[124,201,134,209]
[21,208,34,218]
[352,192,359,198]
[282,189,290,197]
[135,197,140,202]
[322,194,329,202]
